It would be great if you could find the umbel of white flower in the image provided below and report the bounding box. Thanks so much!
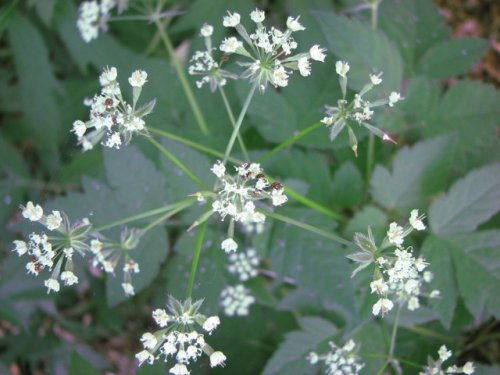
[210,161,287,252]
[89,227,143,297]
[71,66,155,152]
[219,284,255,316]
[227,248,260,281]
[420,345,475,375]
[321,60,404,155]
[77,0,129,42]
[188,23,239,91]
[347,210,439,316]
[135,297,226,372]
[12,201,93,293]
[195,9,327,91]
[307,339,365,375]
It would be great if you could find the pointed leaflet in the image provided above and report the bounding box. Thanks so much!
[429,163,500,236]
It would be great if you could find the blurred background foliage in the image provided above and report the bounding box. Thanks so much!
[0,0,499,374]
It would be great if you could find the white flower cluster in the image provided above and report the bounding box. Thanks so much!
[321,60,403,155]
[211,161,287,253]
[89,228,142,297]
[72,66,154,152]
[420,345,474,375]
[188,24,238,91]
[370,210,439,316]
[136,297,226,373]
[77,0,129,42]
[212,9,326,90]
[219,284,255,316]
[12,202,92,293]
[307,340,365,375]
[227,248,260,281]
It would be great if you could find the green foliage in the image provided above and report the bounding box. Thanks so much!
[1,0,499,374]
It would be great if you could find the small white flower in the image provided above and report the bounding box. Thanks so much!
[271,188,288,206]
[129,70,148,87]
[220,37,242,54]
[370,278,388,295]
[203,316,220,334]
[45,210,62,230]
[136,350,155,365]
[169,363,189,375]
[153,308,169,327]
[60,271,79,286]
[369,73,383,85]
[200,23,213,37]
[438,345,452,362]
[44,278,60,293]
[211,161,226,178]
[271,65,289,87]
[462,361,475,374]
[430,290,441,298]
[309,45,326,62]
[388,91,403,107]
[122,282,135,296]
[372,298,394,316]
[387,222,404,247]
[99,66,117,86]
[298,57,311,77]
[141,332,158,350]
[72,120,87,139]
[222,11,240,27]
[22,201,43,222]
[220,284,255,316]
[408,296,420,310]
[221,238,238,253]
[286,16,305,32]
[13,240,28,256]
[250,9,265,23]
[335,60,350,77]
[210,351,227,367]
[409,209,426,231]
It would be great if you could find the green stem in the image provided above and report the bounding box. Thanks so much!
[218,85,250,161]
[371,0,380,31]
[263,210,353,247]
[186,221,207,298]
[284,186,346,222]
[222,82,258,165]
[148,126,239,163]
[377,303,402,375]
[147,136,208,189]
[257,122,323,163]
[155,20,209,135]
[93,203,182,232]
[141,199,195,233]
[365,132,375,198]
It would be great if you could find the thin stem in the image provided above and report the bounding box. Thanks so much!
[284,186,346,222]
[148,126,239,163]
[257,122,323,163]
[377,303,402,375]
[365,132,375,198]
[155,20,209,135]
[218,85,250,161]
[141,199,195,233]
[147,136,208,189]
[263,210,353,247]
[186,221,207,298]
[371,0,379,31]
[222,82,258,165]
[93,203,182,232]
